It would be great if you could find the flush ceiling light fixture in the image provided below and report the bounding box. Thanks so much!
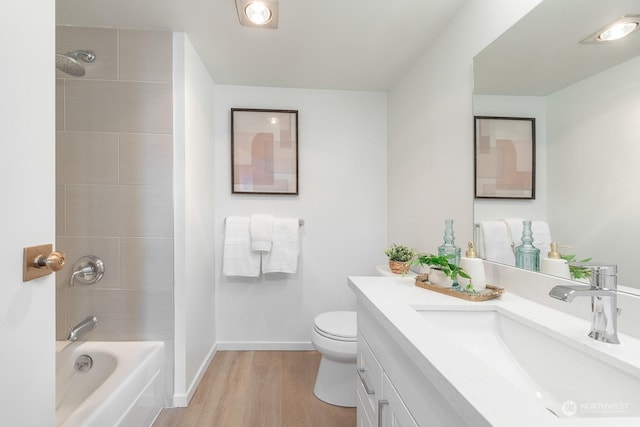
[235,0,279,29]
[581,15,640,43]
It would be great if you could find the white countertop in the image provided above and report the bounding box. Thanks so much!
[348,275,640,426]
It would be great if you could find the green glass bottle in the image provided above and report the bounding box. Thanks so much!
[515,220,540,271]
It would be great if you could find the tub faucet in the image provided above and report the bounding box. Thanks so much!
[549,265,620,344]
[67,316,98,341]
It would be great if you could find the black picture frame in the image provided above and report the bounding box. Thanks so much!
[231,108,299,195]
[474,116,536,199]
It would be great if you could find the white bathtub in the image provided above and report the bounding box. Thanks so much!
[56,341,164,427]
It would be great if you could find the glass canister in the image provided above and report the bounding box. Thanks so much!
[438,219,461,286]
[437,219,461,265]
[515,219,540,271]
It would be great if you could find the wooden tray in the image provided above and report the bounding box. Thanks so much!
[414,274,504,302]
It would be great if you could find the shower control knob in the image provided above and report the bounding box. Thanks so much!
[35,251,66,272]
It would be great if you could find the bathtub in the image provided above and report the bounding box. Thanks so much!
[56,341,164,427]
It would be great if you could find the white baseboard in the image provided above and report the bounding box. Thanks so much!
[172,343,217,408]
[216,341,315,351]
[172,393,188,407]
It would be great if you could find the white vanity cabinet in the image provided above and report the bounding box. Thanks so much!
[357,332,418,427]
[350,276,640,427]
[356,300,473,427]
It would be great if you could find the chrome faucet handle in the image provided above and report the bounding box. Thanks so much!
[69,256,105,287]
[590,265,617,290]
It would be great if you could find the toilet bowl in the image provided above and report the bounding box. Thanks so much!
[311,310,357,407]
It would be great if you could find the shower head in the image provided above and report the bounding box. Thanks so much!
[55,50,96,77]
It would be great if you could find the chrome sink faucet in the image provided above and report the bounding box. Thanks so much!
[549,265,620,344]
[67,316,98,341]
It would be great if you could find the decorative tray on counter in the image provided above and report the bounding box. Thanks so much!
[414,274,504,302]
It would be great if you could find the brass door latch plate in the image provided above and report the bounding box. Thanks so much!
[23,244,66,282]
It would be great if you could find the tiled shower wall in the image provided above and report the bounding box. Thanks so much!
[55,26,174,397]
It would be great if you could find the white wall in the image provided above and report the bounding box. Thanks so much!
[0,0,55,425]
[214,86,387,348]
[387,0,543,254]
[473,95,548,222]
[173,33,217,406]
[547,56,640,287]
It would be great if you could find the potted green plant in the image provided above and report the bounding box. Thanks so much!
[411,253,471,288]
[384,244,415,274]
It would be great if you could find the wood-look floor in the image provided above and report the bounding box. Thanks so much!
[153,351,356,427]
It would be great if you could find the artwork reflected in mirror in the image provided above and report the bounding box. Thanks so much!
[474,116,535,200]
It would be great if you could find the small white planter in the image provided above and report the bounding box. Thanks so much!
[428,268,453,287]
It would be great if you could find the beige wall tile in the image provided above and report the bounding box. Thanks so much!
[55,26,175,353]
[56,236,120,289]
[119,30,173,82]
[56,132,119,184]
[119,133,173,185]
[66,184,173,237]
[56,184,66,236]
[56,79,65,131]
[120,238,174,290]
[56,26,117,80]
[65,80,172,134]
[66,289,173,340]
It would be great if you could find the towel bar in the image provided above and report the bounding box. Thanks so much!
[225,217,304,226]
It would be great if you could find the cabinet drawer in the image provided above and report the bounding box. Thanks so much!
[357,332,383,422]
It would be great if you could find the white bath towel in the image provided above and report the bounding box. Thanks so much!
[250,214,274,252]
[223,216,261,277]
[262,218,300,274]
[477,221,516,265]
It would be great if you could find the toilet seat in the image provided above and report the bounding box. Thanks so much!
[313,311,357,342]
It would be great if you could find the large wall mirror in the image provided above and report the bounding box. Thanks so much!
[473,0,640,292]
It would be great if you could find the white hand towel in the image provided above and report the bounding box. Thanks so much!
[501,218,525,251]
[532,220,552,258]
[262,218,300,274]
[250,214,274,252]
[478,221,516,266]
[223,216,261,277]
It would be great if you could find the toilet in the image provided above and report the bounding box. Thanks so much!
[311,310,357,407]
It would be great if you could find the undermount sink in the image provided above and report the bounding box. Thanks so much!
[413,307,640,418]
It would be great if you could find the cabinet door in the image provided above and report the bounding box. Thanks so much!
[357,380,375,427]
[357,333,383,425]
[381,373,418,427]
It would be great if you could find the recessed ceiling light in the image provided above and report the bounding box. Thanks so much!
[235,0,279,29]
[598,21,638,41]
[245,2,272,26]
[581,15,640,44]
